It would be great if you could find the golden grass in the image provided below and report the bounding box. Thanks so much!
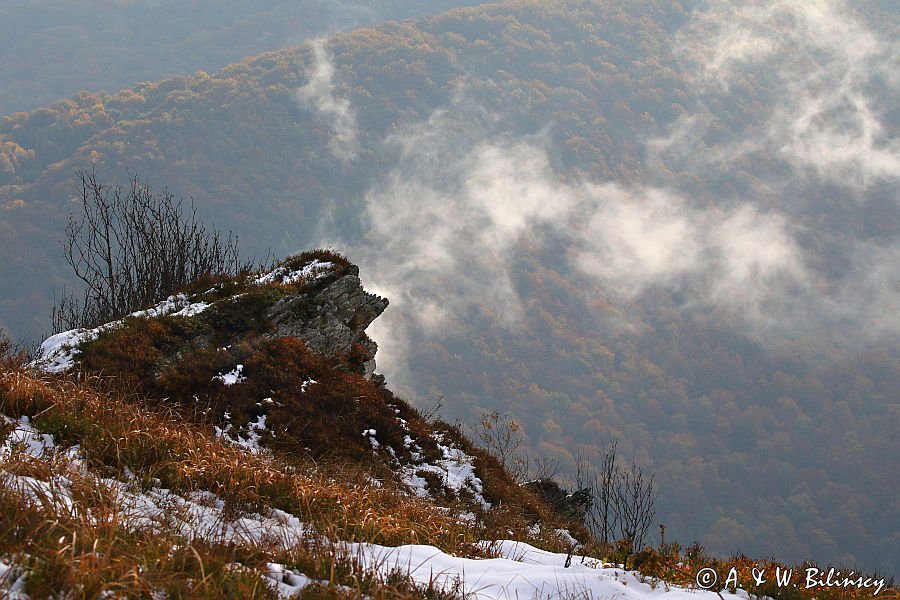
[0,363,490,597]
[0,367,479,550]
[3,344,889,599]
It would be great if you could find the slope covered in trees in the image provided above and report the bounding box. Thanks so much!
[0,0,897,574]
[0,0,483,115]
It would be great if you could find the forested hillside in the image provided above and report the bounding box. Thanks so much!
[0,0,482,115]
[0,0,897,574]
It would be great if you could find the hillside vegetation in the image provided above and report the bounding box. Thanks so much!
[1,256,894,598]
[0,0,483,115]
[0,0,897,573]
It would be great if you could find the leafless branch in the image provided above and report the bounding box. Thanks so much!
[53,170,254,331]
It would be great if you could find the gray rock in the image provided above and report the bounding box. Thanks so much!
[266,265,389,382]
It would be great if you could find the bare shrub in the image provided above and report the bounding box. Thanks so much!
[614,459,657,552]
[576,438,658,564]
[576,439,619,545]
[52,170,253,331]
[474,410,528,481]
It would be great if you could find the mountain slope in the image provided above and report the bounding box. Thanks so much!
[3,255,890,598]
[0,0,898,573]
[0,0,485,115]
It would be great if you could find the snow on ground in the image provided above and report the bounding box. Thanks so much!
[264,564,319,597]
[399,433,491,510]
[363,428,381,449]
[349,540,753,600]
[390,412,490,508]
[0,420,753,600]
[29,294,211,373]
[0,420,305,548]
[213,363,247,386]
[1,416,55,460]
[3,468,306,547]
[0,560,27,599]
[215,413,268,454]
[129,294,210,319]
[254,259,334,286]
[29,321,120,373]
[264,539,756,599]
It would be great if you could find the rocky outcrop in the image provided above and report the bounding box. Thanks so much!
[267,264,388,382]
[32,252,389,383]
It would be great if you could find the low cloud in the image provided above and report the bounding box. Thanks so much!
[337,1,899,387]
[295,40,358,161]
[664,0,900,192]
[576,189,809,328]
[349,105,816,385]
[574,186,703,297]
[361,130,568,334]
[829,242,900,340]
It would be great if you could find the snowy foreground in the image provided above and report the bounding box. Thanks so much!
[266,539,755,600]
[1,416,749,599]
[341,541,752,600]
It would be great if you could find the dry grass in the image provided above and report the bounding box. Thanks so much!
[0,367,478,550]
[0,475,469,599]
[0,354,604,597]
[6,336,887,599]
[0,358,493,597]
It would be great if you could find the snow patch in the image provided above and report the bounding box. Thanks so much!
[1,416,56,460]
[30,294,210,373]
[554,528,580,549]
[264,563,318,597]
[0,559,28,599]
[130,294,210,319]
[215,413,268,454]
[0,424,304,548]
[399,434,490,510]
[362,428,380,449]
[255,259,334,286]
[30,322,118,373]
[213,364,246,386]
[352,540,753,600]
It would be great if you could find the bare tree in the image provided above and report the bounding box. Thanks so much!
[575,437,658,569]
[53,170,252,331]
[613,459,658,552]
[576,438,619,545]
[530,453,560,481]
[474,410,526,480]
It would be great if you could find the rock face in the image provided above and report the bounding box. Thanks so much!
[267,264,389,382]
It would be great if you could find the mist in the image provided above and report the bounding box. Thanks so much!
[346,0,900,390]
[349,113,812,390]
[666,0,900,190]
[295,41,358,161]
